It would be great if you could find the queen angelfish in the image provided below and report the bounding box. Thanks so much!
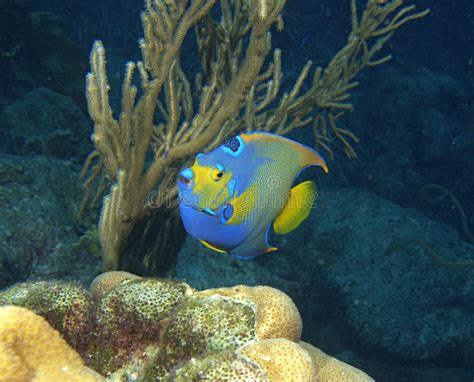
[177,132,328,258]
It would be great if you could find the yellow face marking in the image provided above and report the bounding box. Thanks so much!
[190,162,233,210]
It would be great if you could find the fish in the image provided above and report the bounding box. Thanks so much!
[177,132,328,258]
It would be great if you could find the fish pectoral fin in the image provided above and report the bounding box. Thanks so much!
[225,184,259,226]
[273,180,317,235]
[200,240,227,253]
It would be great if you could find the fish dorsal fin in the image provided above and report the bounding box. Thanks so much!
[273,180,317,235]
[241,132,328,173]
[288,138,328,173]
[200,240,227,253]
[297,144,329,173]
[225,184,259,226]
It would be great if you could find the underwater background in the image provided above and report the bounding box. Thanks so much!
[0,0,473,381]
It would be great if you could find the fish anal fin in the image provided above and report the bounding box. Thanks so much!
[200,240,227,253]
[231,246,278,259]
[273,180,317,235]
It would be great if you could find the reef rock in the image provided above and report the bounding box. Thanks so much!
[0,154,100,287]
[0,87,91,159]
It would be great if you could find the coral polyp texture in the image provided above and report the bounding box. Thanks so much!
[0,271,373,381]
[90,277,194,373]
[300,341,374,382]
[0,280,92,352]
[89,270,142,300]
[165,351,268,381]
[240,338,317,381]
[197,285,303,341]
[0,305,102,382]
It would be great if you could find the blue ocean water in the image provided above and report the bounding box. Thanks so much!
[0,0,473,381]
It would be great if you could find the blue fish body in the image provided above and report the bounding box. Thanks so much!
[177,132,328,258]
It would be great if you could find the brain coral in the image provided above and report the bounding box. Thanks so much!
[299,341,375,382]
[0,280,92,351]
[165,351,268,381]
[197,285,302,341]
[151,294,257,378]
[89,271,142,300]
[90,278,193,374]
[0,305,103,382]
[96,278,192,326]
[240,338,317,381]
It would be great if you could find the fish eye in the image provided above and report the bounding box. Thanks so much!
[210,165,225,181]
